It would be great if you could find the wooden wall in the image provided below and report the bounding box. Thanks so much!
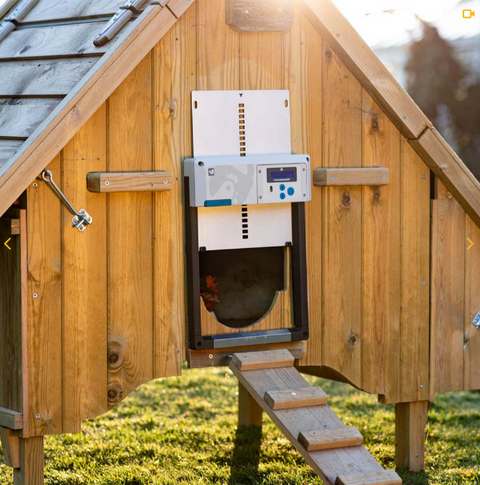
[18,0,479,438]
[431,181,480,395]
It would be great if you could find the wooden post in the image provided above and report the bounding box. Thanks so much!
[238,382,262,428]
[13,437,44,485]
[395,401,429,472]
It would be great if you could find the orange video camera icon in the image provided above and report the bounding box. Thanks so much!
[463,9,475,18]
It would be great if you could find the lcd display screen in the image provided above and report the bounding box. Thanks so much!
[267,167,297,183]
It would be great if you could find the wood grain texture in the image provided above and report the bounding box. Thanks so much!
[197,0,239,90]
[0,99,59,139]
[0,427,21,468]
[361,93,401,404]
[0,59,97,96]
[13,436,44,485]
[314,167,389,187]
[321,44,362,385]
[107,55,154,406]
[152,2,194,376]
[238,381,263,427]
[0,22,114,60]
[0,211,25,420]
[232,349,295,371]
[400,140,430,402]
[395,401,429,472]
[0,5,177,218]
[464,215,480,390]
[265,387,328,410]
[61,106,108,433]
[0,140,23,167]
[410,127,480,230]
[336,470,401,485]
[87,171,173,193]
[26,157,63,436]
[431,182,465,393]
[0,408,23,430]
[21,0,123,23]
[300,0,430,140]
[299,427,363,451]
[230,361,388,485]
[226,0,293,32]
[285,8,323,366]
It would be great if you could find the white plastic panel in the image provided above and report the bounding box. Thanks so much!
[198,204,292,251]
[192,90,291,157]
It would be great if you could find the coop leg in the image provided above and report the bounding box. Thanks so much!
[13,436,44,485]
[238,382,262,428]
[395,401,429,472]
[0,428,21,468]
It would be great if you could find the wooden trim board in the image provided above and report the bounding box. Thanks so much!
[313,168,389,187]
[86,171,173,193]
[0,407,23,430]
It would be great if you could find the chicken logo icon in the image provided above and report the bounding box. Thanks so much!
[463,9,475,18]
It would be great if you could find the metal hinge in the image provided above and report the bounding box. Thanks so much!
[93,0,158,47]
[41,170,92,232]
[0,0,38,43]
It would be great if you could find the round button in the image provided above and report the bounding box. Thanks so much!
[279,184,286,191]
[280,192,286,200]
[288,187,295,196]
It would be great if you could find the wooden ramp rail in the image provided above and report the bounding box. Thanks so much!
[230,350,402,485]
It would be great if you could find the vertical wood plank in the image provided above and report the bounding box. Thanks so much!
[0,211,24,416]
[361,92,401,402]
[13,437,44,485]
[61,105,108,432]
[400,141,430,402]
[197,0,239,90]
[238,381,262,428]
[152,2,196,377]
[107,55,154,406]
[240,31,283,90]
[285,8,323,366]
[464,215,480,390]
[26,157,63,436]
[321,45,362,384]
[395,401,429,472]
[432,181,465,393]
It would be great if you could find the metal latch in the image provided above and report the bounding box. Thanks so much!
[41,170,93,232]
[474,312,480,332]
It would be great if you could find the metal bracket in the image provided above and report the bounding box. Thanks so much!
[41,170,92,232]
[474,312,480,332]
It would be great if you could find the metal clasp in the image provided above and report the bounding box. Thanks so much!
[41,170,93,232]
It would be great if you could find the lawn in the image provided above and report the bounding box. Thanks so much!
[1,367,479,484]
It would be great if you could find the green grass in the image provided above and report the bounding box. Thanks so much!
[1,367,479,484]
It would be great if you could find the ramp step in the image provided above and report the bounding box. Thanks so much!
[265,387,328,410]
[231,349,295,371]
[336,470,402,485]
[299,427,363,451]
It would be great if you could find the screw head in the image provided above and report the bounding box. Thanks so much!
[422,174,426,179]
[259,196,263,200]
[104,181,110,186]
[415,451,420,457]
[381,174,386,179]
[33,182,38,188]
[331,175,335,180]
[164,179,169,184]
[35,414,41,419]
[209,354,213,360]
[33,292,38,299]
[420,383,424,389]
[421,280,426,286]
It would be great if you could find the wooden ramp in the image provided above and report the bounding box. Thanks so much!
[230,350,402,485]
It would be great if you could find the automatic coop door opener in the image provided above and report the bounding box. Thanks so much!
[185,90,311,350]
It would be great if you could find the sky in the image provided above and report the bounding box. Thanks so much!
[331,0,480,47]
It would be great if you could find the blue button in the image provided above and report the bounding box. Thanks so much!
[288,187,295,196]
[280,192,286,200]
[279,184,286,191]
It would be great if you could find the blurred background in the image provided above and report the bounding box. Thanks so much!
[332,0,480,180]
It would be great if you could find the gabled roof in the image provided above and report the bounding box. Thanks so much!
[0,0,479,229]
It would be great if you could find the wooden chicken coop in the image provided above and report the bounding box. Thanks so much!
[0,0,479,483]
